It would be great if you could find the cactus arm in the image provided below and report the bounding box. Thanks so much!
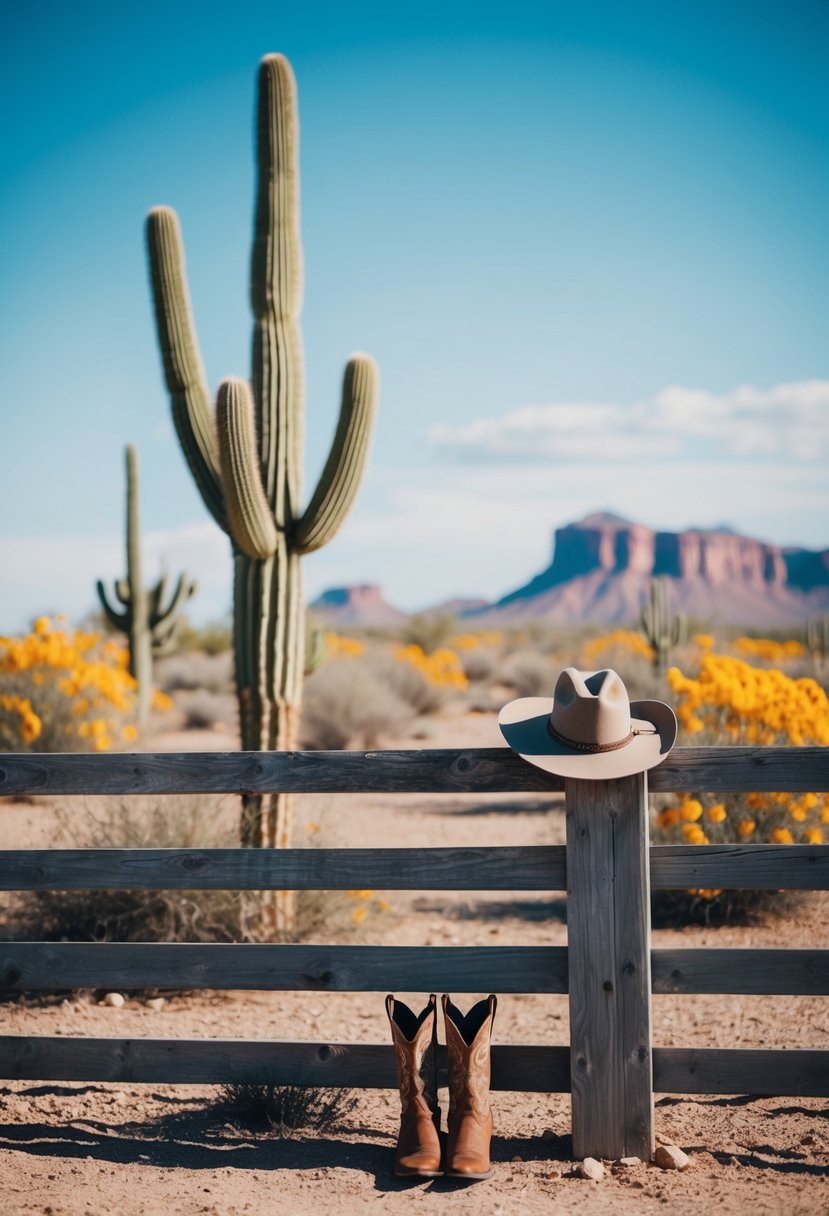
[216,378,279,559]
[114,577,132,606]
[146,206,227,531]
[294,354,379,554]
[251,53,304,524]
[96,580,129,631]
[147,573,169,621]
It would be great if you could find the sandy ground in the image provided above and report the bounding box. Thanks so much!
[1,701,828,1214]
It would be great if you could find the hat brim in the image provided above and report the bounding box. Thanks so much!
[498,696,678,780]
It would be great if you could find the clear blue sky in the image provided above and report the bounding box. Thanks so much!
[1,0,828,627]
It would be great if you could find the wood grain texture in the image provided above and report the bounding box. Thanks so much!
[0,846,568,892]
[2,1036,824,1098]
[650,844,829,890]
[565,773,653,1162]
[2,844,826,894]
[1,746,827,797]
[0,943,568,994]
[652,1048,829,1097]
[0,1036,571,1091]
[652,948,829,995]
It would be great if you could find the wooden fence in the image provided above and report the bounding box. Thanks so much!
[1,745,828,1161]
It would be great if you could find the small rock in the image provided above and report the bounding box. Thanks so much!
[545,1169,561,1180]
[511,1154,523,1162]
[111,1091,127,1105]
[800,1133,817,1147]
[655,1132,676,1146]
[145,997,166,1012]
[541,1128,556,1141]
[727,1155,740,1167]
[653,1144,690,1171]
[578,1157,605,1181]
[101,992,124,1008]
[616,1156,641,1167]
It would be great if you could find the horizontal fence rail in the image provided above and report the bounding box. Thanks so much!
[1,1037,827,1099]
[2,844,828,892]
[3,943,828,996]
[1,746,828,797]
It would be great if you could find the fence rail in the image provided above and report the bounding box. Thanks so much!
[2,745,828,1162]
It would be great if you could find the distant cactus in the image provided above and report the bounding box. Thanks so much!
[807,615,829,668]
[640,577,687,676]
[97,445,196,728]
[145,52,379,928]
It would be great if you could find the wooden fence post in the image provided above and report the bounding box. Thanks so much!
[565,773,654,1161]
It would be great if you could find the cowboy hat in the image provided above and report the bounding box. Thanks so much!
[498,666,677,779]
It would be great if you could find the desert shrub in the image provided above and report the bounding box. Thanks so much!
[0,616,139,752]
[215,1082,358,1135]
[401,612,459,654]
[651,649,829,921]
[499,650,556,698]
[457,646,499,684]
[180,690,233,730]
[3,797,391,949]
[2,794,254,944]
[157,650,233,694]
[299,659,415,749]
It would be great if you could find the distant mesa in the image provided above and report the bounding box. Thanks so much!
[310,584,405,627]
[465,513,829,628]
[309,515,829,630]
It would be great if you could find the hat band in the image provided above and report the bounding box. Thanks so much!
[547,719,656,754]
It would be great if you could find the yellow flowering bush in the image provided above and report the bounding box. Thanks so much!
[653,652,828,912]
[583,629,655,664]
[449,631,503,651]
[394,644,469,690]
[325,632,365,659]
[734,636,804,664]
[0,616,139,752]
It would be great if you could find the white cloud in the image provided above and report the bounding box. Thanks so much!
[430,379,829,464]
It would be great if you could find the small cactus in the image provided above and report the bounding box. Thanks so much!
[97,445,196,729]
[807,615,829,669]
[640,577,687,676]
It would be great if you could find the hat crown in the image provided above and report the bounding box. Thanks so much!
[550,668,631,748]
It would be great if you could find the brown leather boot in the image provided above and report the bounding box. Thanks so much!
[442,993,497,1180]
[386,993,443,1178]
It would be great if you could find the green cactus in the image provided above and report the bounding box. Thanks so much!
[144,53,379,909]
[807,615,829,668]
[97,445,196,729]
[304,612,328,677]
[640,576,687,677]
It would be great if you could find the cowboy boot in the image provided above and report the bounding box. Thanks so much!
[442,993,497,1180]
[386,993,443,1178]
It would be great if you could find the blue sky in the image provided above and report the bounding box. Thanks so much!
[1,0,828,627]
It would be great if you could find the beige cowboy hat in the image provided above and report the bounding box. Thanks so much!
[498,666,677,779]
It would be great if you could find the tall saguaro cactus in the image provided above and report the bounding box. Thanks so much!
[97,445,196,728]
[144,54,379,894]
[640,576,687,677]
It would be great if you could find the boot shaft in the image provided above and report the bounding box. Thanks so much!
[441,993,497,1120]
[385,992,439,1118]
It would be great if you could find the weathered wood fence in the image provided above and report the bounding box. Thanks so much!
[1,745,828,1161]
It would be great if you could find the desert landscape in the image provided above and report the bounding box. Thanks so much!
[2,623,829,1215]
[3,11,828,1215]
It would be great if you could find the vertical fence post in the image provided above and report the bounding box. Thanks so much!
[565,773,654,1161]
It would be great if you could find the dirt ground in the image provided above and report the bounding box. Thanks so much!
[1,701,828,1214]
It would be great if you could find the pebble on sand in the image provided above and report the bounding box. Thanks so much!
[101,992,125,1008]
[653,1144,690,1171]
[577,1157,605,1181]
